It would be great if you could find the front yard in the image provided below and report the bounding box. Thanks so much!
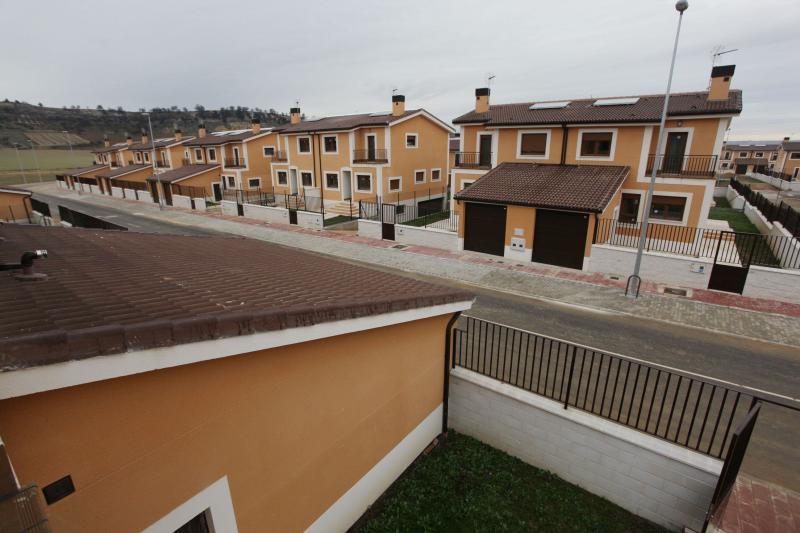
[710,196,761,233]
[352,432,666,533]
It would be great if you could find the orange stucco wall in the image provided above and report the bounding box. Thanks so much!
[171,168,223,196]
[0,315,452,532]
[109,166,153,184]
[0,191,31,221]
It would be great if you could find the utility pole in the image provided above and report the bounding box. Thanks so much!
[144,112,162,210]
[29,141,44,182]
[13,144,27,184]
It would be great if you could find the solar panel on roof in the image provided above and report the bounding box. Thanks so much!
[369,112,389,117]
[593,97,640,106]
[529,101,570,110]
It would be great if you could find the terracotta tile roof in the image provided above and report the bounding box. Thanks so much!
[0,185,31,196]
[69,164,108,176]
[184,130,270,146]
[724,143,780,152]
[782,141,800,151]
[145,164,220,183]
[453,90,743,126]
[127,136,196,151]
[0,225,472,370]
[92,142,129,154]
[454,162,629,212]
[278,110,420,133]
[735,158,769,166]
[95,164,151,179]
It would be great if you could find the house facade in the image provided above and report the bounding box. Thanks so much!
[0,185,33,222]
[0,224,472,532]
[271,95,452,216]
[719,141,781,174]
[450,65,742,269]
[775,139,800,180]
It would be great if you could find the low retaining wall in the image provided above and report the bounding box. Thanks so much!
[588,244,712,289]
[194,198,207,210]
[297,211,323,230]
[220,200,238,216]
[172,194,193,210]
[396,224,458,250]
[243,203,290,224]
[137,190,153,203]
[743,265,800,301]
[111,187,124,199]
[357,219,382,239]
[449,368,721,532]
[748,172,800,192]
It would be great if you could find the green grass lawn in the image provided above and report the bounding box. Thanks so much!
[402,210,451,227]
[709,197,761,233]
[0,148,93,170]
[352,432,667,533]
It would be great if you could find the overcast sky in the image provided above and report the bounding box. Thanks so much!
[2,0,798,140]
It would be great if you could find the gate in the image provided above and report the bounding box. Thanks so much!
[381,202,396,241]
[289,209,298,225]
[708,231,763,294]
[703,403,761,532]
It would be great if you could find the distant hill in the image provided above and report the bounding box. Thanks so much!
[0,100,291,148]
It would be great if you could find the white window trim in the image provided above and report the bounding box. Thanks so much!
[300,170,315,188]
[274,169,288,186]
[794,167,800,178]
[515,129,551,160]
[648,190,692,226]
[789,152,800,160]
[575,128,618,161]
[207,147,217,162]
[387,176,402,192]
[135,152,142,163]
[194,148,204,162]
[364,133,378,154]
[355,173,373,193]
[414,169,426,184]
[143,152,150,163]
[297,136,312,154]
[247,177,261,189]
[226,176,236,188]
[143,477,238,533]
[263,145,275,157]
[460,179,475,191]
[474,131,497,167]
[738,152,748,158]
[754,152,764,158]
[430,168,442,182]
[405,133,419,149]
[323,171,340,191]
[322,135,339,155]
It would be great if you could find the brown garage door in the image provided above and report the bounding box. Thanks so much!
[464,202,507,256]
[531,209,590,269]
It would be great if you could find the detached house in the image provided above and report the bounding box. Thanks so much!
[91,137,129,167]
[451,65,742,269]
[719,141,781,174]
[272,95,452,216]
[126,129,195,171]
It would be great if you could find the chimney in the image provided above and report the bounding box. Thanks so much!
[290,107,301,124]
[475,88,490,113]
[198,123,206,138]
[126,135,133,146]
[174,128,183,141]
[251,118,261,134]
[141,130,149,145]
[103,135,110,148]
[709,65,735,101]
[392,94,406,116]
[784,137,790,141]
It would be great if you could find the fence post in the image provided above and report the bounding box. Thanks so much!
[563,345,577,409]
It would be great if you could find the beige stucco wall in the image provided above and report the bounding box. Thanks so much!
[0,191,31,220]
[0,315,452,532]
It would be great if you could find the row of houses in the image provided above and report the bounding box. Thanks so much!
[719,137,800,178]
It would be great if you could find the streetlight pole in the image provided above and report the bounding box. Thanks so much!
[63,130,82,194]
[29,141,44,182]
[144,112,162,210]
[13,144,27,184]
[627,0,689,298]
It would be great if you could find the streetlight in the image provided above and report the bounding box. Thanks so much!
[627,0,689,298]
[13,143,27,184]
[63,130,82,194]
[29,141,44,182]
[143,112,162,210]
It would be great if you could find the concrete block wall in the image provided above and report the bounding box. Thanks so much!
[743,266,800,301]
[449,368,721,532]
[243,203,290,224]
[395,224,458,250]
[172,194,193,210]
[297,211,323,230]
[220,200,238,216]
[194,198,207,210]
[588,245,712,289]
[137,190,153,203]
[111,187,124,199]
[357,219,382,240]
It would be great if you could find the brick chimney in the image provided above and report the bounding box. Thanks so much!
[174,128,183,141]
[392,94,406,116]
[290,107,301,125]
[784,137,790,141]
[251,118,261,134]
[475,88,490,113]
[198,124,206,138]
[103,135,110,148]
[709,65,735,101]
[126,135,133,146]
[141,130,149,145]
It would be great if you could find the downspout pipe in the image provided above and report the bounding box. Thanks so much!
[441,311,462,435]
[560,123,568,165]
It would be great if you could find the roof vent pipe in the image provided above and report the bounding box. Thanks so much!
[0,250,48,281]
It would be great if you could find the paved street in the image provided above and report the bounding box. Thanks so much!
[22,183,800,489]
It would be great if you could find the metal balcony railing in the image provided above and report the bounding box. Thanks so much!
[155,160,169,168]
[223,156,247,168]
[353,149,389,163]
[646,154,718,177]
[454,151,492,169]
[0,485,51,533]
[272,150,288,161]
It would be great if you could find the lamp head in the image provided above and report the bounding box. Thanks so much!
[676,0,688,12]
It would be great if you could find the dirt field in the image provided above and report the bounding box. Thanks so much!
[0,148,93,186]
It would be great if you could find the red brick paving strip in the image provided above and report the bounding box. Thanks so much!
[716,476,800,533]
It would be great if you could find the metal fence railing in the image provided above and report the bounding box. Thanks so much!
[452,316,800,459]
[731,177,800,239]
[0,485,50,533]
[58,205,127,231]
[358,195,457,232]
[171,184,208,199]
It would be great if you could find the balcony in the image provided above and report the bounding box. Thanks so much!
[353,149,389,163]
[646,154,718,178]
[223,156,247,169]
[454,151,492,169]
[181,157,192,166]
[272,150,288,162]
[155,160,169,168]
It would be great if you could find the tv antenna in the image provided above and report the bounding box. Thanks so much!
[392,87,398,96]
[711,45,738,67]
[486,73,496,89]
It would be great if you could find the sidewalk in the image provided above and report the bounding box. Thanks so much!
[27,183,800,347]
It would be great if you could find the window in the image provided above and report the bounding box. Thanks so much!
[771,152,778,161]
[519,132,548,157]
[431,169,441,181]
[276,171,288,185]
[649,195,686,222]
[754,152,764,158]
[723,151,731,160]
[208,147,216,161]
[618,193,640,223]
[143,152,150,163]
[356,174,372,192]
[248,178,261,189]
[388,177,401,192]
[227,176,236,187]
[738,151,748,157]
[298,137,311,153]
[135,152,142,163]
[461,180,475,191]
[415,170,425,183]
[721,162,729,169]
[323,135,337,153]
[263,146,275,157]
[301,171,313,187]
[790,152,800,160]
[195,148,203,161]
[325,172,339,189]
[405,133,418,148]
[580,131,614,158]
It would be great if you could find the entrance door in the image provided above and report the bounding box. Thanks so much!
[381,203,396,240]
[289,169,299,195]
[212,183,222,201]
[342,170,352,200]
[366,135,377,160]
[150,181,160,203]
[478,134,492,167]
[464,202,506,256]
[735,164,747,174]
[664,132,687,173]
[708,231,760,294]
[531,210,589,269]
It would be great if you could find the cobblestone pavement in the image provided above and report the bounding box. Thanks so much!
[28,183,800,348]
